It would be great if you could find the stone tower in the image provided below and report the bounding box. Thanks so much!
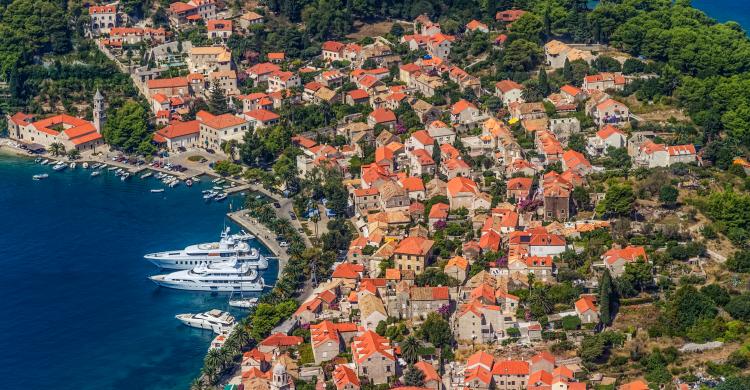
[93,89,106,132]
[270,362,292,390]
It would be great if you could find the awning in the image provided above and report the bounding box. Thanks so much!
[27,143,46,152]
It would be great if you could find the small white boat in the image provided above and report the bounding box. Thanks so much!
[175,309,235,334]
[151,189,165,193]
[121,173,130,181]
[141,172,152,179]
[185,179,193,187]
[52,163,66,171]
[82,162,89,169]
[91,170,101,177]
[214,193,227,202]
[168,180,179,188]
[69,162,76,169]
[108,166,118,171]
[34,157,42,163]
[228,297,258,309]
[40,159,49,165]
[203,191,216,200]
[213,186,223,191]
[211,177,221,183]
[32,174,49,180]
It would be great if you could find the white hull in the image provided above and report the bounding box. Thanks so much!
[150,275,265,292]
[145,254,267,270]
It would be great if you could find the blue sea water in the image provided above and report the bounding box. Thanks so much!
[0,153,277,390]
[693,0,750,31]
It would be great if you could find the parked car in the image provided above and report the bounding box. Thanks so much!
[288,211,296,220]
[273,202,281,209]
[279,241,289,248]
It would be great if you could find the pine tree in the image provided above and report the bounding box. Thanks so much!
[432,140,441,166]
[599,269,613,325]
[538,67,550,96]
[403,364,425,387]
[563,58,573,83]
[208,82,228,115]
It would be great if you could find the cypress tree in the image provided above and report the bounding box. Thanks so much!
[208,82,228,115]
[599,269,614,325]
[538,67,550,96]
[432,140,441,166]
[563,58,573,83]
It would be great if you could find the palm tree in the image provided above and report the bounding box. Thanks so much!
[190,377,205,390]
[205,348,224,372]
[400,336,421,364]
[201,365,218,385]
[233,325,251,349]
[49,142,65,156]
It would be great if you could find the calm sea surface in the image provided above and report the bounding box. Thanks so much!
[693,0,750,31]
[0,153,276,390]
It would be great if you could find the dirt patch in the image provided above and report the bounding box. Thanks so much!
[623,95,691,123]
[611,303,661,333]
[346,21,402,40]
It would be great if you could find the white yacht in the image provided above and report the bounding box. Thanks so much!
[144,228,265,270]
[149,259,265,292]
[176,309,235,334]
[229,297,258,309]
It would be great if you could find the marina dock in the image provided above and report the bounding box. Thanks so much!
[227,210,288,279]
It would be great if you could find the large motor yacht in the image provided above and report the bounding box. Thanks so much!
[149,259,265,292]
[175,309,235,334]
[144,227,268,270]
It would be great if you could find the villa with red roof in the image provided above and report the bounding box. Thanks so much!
[257,333,303,354]
[635,140,697,168]
[587,125,627,156]
[575,295,599,324]
[152,120,200,150]
[603,246,648,277]
[506,177,533,202]
[351,330,395,384]
[495,80,525,107]
[367,108,397,129]
[583,72,627,92]
[310,320,358,363]
[196,110,249,150]
[454,300,509,343]
[89,4,118,35]
[492,359,530,390]
[243,109,280,129]
[562,150,592,175]
[393,236,434,275]
[466,19,489,33]
[207,19,232,40]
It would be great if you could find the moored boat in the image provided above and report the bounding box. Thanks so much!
[143,227,263,270]
[141,172,152,179]
[228,297,258,309]
[175,309,235,334]
[32,173,49,180]
[151,188,165,193]
[149,259,265,292]
[91,170,101,177]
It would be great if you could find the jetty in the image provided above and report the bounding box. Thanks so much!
[227,210,289,279]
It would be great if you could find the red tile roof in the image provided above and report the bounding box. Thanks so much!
[197,111,247,129]
[394,236,434,256]
[332,262,365,279]
[259,333,303,348]
[492,360,530,376]
[244,109,280,123]
[369,108,396,124]
[352,330,395,363]
[333,364,360,390]
[155,120,200,139]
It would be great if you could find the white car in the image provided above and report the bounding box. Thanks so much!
[279,241,289,248]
